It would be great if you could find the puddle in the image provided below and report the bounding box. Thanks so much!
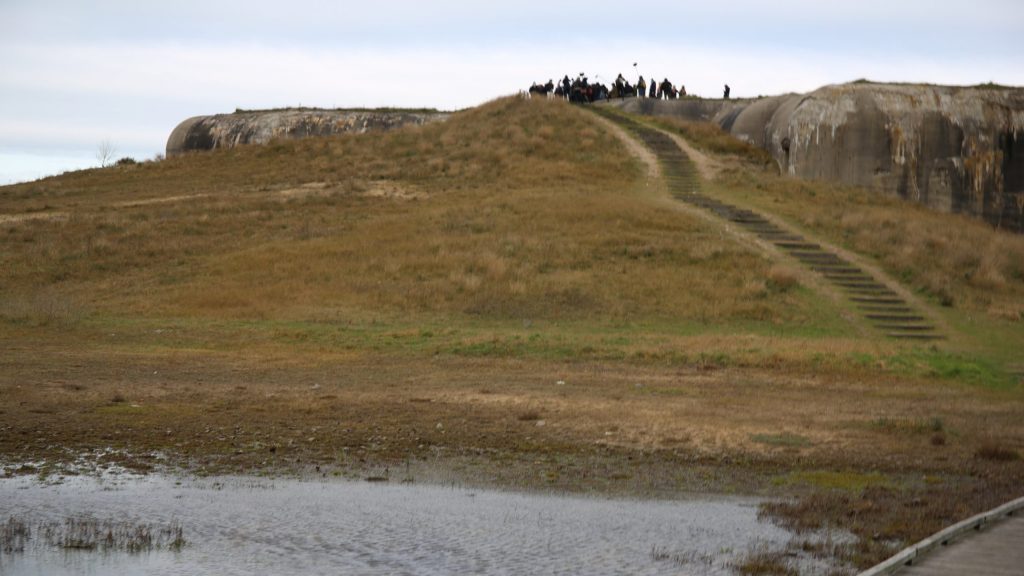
[1,474,830,575]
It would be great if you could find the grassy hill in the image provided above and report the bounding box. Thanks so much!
[2,96,1023,572]
[2,97,858,365]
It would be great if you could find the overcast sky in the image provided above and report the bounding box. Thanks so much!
[2,0,1022,185]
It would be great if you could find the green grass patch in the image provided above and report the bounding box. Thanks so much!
[94,403,149,416]
[885,349,1014,389]
[869,416,945,435]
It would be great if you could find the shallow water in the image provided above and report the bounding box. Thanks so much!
[2,474,807,575]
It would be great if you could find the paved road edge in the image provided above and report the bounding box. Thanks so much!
[858,495,1024,575]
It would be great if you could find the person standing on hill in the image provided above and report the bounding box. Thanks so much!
[724,84,731,99]
[637,76,647,98]
[660,78,672,100]
[649,77,657,98]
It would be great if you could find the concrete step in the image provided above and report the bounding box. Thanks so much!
[833,281,889,289]
[841,284,896,292]
[888,333,946,341]
[796,255,847,265]
[812,264,862,273]
[859,307,916,315]
[851,296,906,305]
[875,324,936,332]
[866,314,926,322]
[825,275,875,283]
[775,242,821,250]
[794,256,845,264]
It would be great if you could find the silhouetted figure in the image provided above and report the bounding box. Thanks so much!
[724,84,731,99]
[637,76,647,98]
[659,78,673,100]
[649,77,657,98]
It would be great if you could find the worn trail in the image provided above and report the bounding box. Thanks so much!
[595,107,944,341]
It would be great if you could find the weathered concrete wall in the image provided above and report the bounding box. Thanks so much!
[166,109,450,157]
[604,83,1024,232]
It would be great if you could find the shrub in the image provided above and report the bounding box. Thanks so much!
[766,265,800,293]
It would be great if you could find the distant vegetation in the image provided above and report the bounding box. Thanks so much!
[848,78,1014,90]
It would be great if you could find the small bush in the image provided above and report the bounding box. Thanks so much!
[734,548,797,576]
[975,443,1020,462]
[766,265,800,293]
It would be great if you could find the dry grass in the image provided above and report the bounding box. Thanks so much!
[1,96,834,338]
[1,517,30,554]
[760,471,1023,569]
[40,517,185,552]
[734,548,798,576]
[766,265,801,293]
[650,117,775,166]
[975,442,1021,462]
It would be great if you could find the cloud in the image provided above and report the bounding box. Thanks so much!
[1,0,1022,185]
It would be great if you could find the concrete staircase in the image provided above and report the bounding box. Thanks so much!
[595,108,944,341]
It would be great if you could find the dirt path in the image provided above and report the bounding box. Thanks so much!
[113,194,209,208]
[663,131,722,181]
[590,112,660,180]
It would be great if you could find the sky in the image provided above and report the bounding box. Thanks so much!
[1,0,1022,185]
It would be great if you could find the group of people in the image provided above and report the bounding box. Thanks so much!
[528,74,731,103]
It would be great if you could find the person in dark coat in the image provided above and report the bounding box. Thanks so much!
[649,77,657,98]
[724,84,731,99]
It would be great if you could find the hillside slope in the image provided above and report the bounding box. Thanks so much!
[1,97,848,358]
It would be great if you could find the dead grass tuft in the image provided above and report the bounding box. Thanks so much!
[516,410,542,422]
[734,548,798,576]
[1,517,30,554]
[766,265,801,293]
[975,443,1020,462]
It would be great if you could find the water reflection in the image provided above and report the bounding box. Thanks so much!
[2,474,798,575]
